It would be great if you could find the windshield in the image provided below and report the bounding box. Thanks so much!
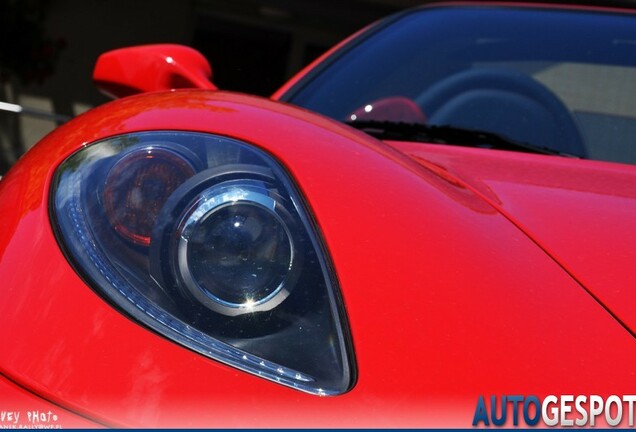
[283,5,636,165]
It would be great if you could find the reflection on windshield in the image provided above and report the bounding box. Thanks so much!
[285,5,636,165]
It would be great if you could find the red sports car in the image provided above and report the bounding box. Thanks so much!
[1,1,636,428]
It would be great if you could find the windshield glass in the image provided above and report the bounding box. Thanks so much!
[284,5,636,165]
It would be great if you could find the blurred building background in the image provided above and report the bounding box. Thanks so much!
[0,0,421,175]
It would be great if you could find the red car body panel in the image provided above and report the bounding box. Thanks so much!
[93,44,217,99]
[392,141,636,337]
[1,91,635,427]
[0,375,103,428]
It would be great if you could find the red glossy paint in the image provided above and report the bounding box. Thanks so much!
[390,141,636,337]
[0,375,102,428]
[93,44,216,99]
[1,90,635,427]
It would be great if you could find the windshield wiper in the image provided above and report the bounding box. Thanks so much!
[345,120,581,158]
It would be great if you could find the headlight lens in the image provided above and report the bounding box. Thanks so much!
[51,132,355,395]
[165,177,298,316]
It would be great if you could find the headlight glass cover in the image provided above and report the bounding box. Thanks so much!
[51,131,355,395]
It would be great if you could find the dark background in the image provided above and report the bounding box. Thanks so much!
[0,0,421,175]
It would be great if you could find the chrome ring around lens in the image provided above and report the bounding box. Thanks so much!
[175,182,296,316]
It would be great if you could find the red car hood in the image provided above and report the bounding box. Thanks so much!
[389,140,636,337]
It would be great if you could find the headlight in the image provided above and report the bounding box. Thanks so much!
[51,132,355,395]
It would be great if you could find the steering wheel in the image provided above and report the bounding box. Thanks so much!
[415,68,585,156]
